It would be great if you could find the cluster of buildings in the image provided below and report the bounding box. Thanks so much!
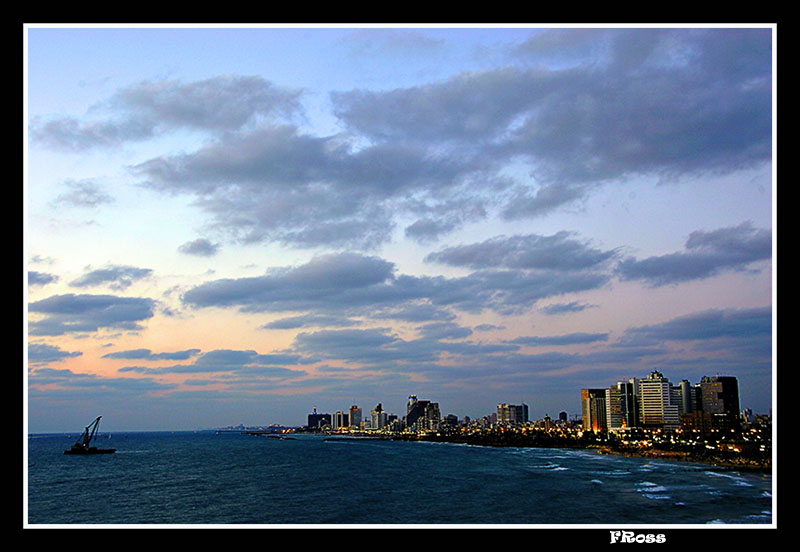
[307,395,443,433]
[306,396,559,435]
[582,371,744,434]
[303,371,756,438]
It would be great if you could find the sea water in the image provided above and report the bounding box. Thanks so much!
[26,431,773,525]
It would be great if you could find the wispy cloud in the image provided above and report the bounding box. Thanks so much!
[617,222,771,286]
[69,265,153,291]
[28,294,156,336]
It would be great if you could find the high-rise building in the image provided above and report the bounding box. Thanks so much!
[639,371,680,429]
[349,405,362,430]
[581,388,607,432]
[307,406,332,429]
[606,381,638,431]
[332,411,349,430]
[371,403,388,430]
[496,403,529,425]
[442,414,459,427]
[699,376,740,415]
[406,396,441,431]
[677,379,699,415]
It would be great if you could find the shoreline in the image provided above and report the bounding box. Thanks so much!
[323,432,771,474]
[590,445,771,473]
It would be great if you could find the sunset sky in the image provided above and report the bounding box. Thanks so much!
[25,25,774,432]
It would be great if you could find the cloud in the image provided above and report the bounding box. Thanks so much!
[28,293,156,336]
[28,367,176,393]
[539,302,595,315]
[30,30,771,255]
[178,238,220,257]
[261,314,360,330]
[182,252,397,311]
[101,348,201,361]
[616,222,771,286]
[117,348,310,376]
[28,342,82,365]
[28,271,58,287]
[415,321,473,340]
[509,332,610,346]
[425,231,618,271]
[31,75,302,151]
[131,125,480,249]
[333,28,771,222]
[618,306,772,346]
[371,303,456,323]
[69,265,153,291]
[53,179,114,208]
[181,251,611,316]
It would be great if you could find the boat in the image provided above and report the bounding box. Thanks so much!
[64,416,116,455]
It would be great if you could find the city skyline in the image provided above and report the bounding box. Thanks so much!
[297,369,750,429]
[26,25,774,433]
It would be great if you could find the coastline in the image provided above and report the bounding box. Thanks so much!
[323,432,772,474]
[591,445,772,473]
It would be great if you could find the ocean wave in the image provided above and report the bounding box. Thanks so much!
[705,471,754,487]
[640,493,671,500]
[636,482,668,494]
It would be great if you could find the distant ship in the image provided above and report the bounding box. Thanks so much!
[64,416,116,455]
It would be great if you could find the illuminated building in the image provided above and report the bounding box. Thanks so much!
[496,403,529,425]
[406,395,441,431]
[581,388,607,431]
[307,406,331,429]
[606,381,639,431]
[349,405,362,430]
[639,371,680,430]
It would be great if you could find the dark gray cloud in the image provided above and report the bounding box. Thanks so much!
[509,332,610,346]
[28,342,82,365]
[181,251,610,316]
[118,348,310,377]
[69,265,153,291]
[372,303,456,322]
[290,328,460,366]
[28,271,58,287]
[29,29,772,256]
[425,231,618,271]
[416,321,473,340]
[131,125,482,249]
[506,28,772,185]
[334,28,771,222]
[30,30,771,253]
[28,367,176,393]
[28,293,156,336]
[616,222,771,286]
[182,252,398,311]
[539,301,595,315]
[101,348,201,361]
[618,306,771,346]
[261,314,360,330]
[404,217,460,244]
[31,75,302,151]
[178,238,220,257]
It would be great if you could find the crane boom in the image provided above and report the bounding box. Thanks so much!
[65,416,116,455]
[85,416,101,446]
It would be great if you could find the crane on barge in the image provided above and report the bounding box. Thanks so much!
[64,416,116,455]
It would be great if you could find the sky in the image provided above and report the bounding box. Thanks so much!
[25,24,775,433]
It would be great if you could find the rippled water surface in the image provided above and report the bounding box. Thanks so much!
[27,432,773,525]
